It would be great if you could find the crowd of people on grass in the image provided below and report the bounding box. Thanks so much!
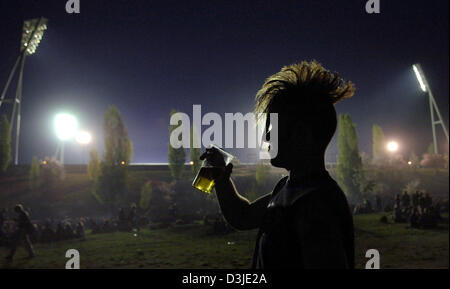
[0,204,149,260]
[1,190,446,261]
[392,191,443,229]
[88,206,149,234]
[0,206,87,250]
[351,191,446,229]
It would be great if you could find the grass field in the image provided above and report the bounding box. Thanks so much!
[1,213,448,269]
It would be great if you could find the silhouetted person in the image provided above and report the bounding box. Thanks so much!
[409,207,419,228]
[423,193,432,209]
[418,192,426,212]
[129,205,138,230]
[412,191,420,208]
[56,222,65,240]
[40,222,55,243]
[75,221,85,240]
[64,222,75,239]
[118,208,126,230]
[401,191,410,209]
[89,218,100,234]
[6,204,35,261]
[0,208,5,242]
[201,61,355,268]
[375,194,382,212]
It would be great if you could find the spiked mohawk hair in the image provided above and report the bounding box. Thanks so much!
[255,60,355,117]
[255,61,355,153]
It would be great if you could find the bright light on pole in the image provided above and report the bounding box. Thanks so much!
[21,18,48,56]
[54,113,78,165]
[54,113,78,141]
[386,141,399,152]
[76,131,92,145]
[412,64,427,92]
[0,17,48,165]
[412,63,449,154]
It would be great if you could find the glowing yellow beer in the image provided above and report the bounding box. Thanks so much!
[192,145,234,194]
[192,167,223,194]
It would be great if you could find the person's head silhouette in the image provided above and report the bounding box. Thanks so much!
[255,60,355,170]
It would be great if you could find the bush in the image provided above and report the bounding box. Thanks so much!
[139,181,152,210]
[29,156,40,189]
[420,154,447,168]
[87,148,101,181]
[40,157,65,187]
[147,181,174,223]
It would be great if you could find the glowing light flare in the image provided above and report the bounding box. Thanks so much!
[413,64,427,92]
[386,141,399,152]
[75,131,92,144]
[54,113,78,141]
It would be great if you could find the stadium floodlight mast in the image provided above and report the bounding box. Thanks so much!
[54,113,78,164]
[0,17,48,165]
[412,64,449,154]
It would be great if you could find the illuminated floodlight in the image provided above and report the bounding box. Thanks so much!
[386,141,399,152]
[411,63,449,154]
[21,18,48,55]
[54,113,78,141]
[408,161,412,165]
[75,131,92,144]
[412,64,427,92]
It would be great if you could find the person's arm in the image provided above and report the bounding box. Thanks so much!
[215,176,271,230]
[199,147,270,230]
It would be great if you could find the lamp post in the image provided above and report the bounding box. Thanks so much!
[0,17,48,165]
[412,64,449,154]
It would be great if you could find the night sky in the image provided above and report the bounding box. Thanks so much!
[0,0,448,164]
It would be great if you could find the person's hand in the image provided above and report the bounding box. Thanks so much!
[199,147,226,167]
[199,147,233,181]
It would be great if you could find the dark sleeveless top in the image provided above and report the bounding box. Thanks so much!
[252,171,354,269]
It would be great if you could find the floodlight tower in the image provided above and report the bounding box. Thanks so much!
[412,64,449,154]
[0,17,48,165]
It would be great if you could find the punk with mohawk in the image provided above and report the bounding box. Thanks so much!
[202,60,355,269]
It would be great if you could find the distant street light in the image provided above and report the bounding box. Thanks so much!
[0,17,48,165]
[76,130,92,164]
[76,131,92,145]
[412,64,449,154]
[386,141,399,153]
[54,113,78,164]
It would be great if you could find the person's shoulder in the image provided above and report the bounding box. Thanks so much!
[272,176,289,195]
[291,177,349,215]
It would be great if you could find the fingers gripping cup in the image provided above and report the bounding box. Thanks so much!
[192,144,234,194]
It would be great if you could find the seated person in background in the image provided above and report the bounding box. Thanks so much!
[76,221,85,240]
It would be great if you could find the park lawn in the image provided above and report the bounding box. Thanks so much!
[0,213,448,269]
[354,212,449,269]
